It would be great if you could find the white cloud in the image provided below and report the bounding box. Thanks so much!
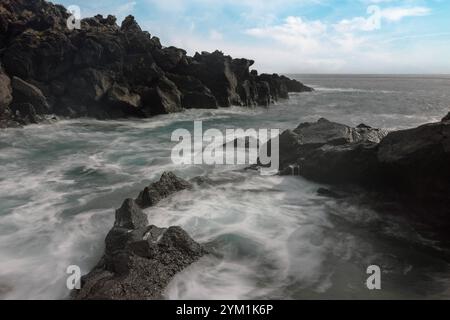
[381,6,430,21]
[334,5,431,32]
[138,0,444,73]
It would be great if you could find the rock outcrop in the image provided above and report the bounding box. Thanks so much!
[0,67,12,110]
[275,115,450,227]
[377,119,450,209]
[0,65,14,128]
[277,118,388,183]
[443,112,450,122]
[0,0,313,127]
[73,172,206,300]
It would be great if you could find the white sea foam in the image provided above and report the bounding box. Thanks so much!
[1,76,450,299]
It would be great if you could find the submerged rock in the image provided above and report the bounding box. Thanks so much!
[73,172,205,300]
[317,188,346,199]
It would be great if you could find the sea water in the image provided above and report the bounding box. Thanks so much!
[0,75,449,299]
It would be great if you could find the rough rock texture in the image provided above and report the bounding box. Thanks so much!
[443,112,450,122]
[0,0,313,126]
[276,115,450,227]
[136,172,193,208]
[73,172,205,300]
[277,118,388,182]
[0,65,14,128]
[377,120,450,209]
[167,73,218,109]
[11,76,50,113]
[0,66,12,110]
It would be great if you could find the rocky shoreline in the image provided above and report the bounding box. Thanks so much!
[276,112,450,231]
[0,0,313,128]
[2,0,450,301]
[73,172,206,300]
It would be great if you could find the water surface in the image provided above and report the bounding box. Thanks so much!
[0,75,449,299]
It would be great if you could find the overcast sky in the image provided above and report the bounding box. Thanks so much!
[58,0,450,74]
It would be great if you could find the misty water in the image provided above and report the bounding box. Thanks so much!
[1,75,450,300]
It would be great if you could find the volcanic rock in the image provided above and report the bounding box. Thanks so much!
[73,172,204,300]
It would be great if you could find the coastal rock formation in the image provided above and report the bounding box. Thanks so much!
[278,118,388,182]
[11,76,50,113]
[73,172,206,300]
[443,112,450,122]
[377,119,450,209]
[0,65,13,128]
[0,0,313,127]
[0,67,12,110]
[276,115,450,227]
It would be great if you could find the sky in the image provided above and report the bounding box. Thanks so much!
[57,0,450,74]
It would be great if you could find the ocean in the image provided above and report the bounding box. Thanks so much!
[0,75,449,299]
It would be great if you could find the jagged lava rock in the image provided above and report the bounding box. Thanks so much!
[276,115,450,227]
[73,172,205,300]
[11,76,50,114]
[0,66,12,110]
[278,118,388,181]
[136,172,193,208]
[442,112,450,122]
[377,119,450,207]
[0,1,313,127]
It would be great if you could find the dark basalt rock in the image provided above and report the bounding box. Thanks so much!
[106,83,141,114]
[256,81,271,107]
[120,15,141,33]
[377,120,450,206]
[114,199,148,230]
[68,68,113,103]
[317,188,346,199]
[259,73,293,101]
[153,47,188,72]
[136,172,192,208]
[443,112,450,122]
[297,141,381,185]
[0,66,19,127]
[177,50,243,107]
[10,102,41,125]
[277,118,388,176]
[280,75,314,93]
[11,76,50,114]
[3,29,76,81]
[223,136,260,149]
[276,114,450,228]
[0,0,313,127]
[0,66,12,108]
[139,76,183,116]
[167,73,218,109]
[73,172,205,300]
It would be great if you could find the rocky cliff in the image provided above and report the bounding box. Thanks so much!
[0,0,313,128]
